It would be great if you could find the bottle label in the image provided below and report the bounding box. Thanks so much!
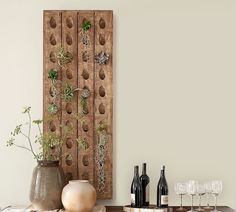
[131,193,135,204]
[161,195,168,205]
[146,184,150,202]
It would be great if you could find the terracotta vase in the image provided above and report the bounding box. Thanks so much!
[62,180,97,212]
[30,160,65,211]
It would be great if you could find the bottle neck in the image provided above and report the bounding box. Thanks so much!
[134,166,139,177]
[142,163,146,175]
[161,169,165,176]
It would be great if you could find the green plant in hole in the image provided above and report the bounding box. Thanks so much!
[80,88,90,114]
[48,69,58,81]
[56,47,73,66]
[48,103,58,114]
[82,21,91,31]
[6,107,72,161]
[77,138,89,150]
[97,122,107,134]
[62,83,75,101]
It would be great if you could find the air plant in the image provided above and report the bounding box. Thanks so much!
[80,88,91,114]
[77,138,89,150]
[95,51,109,65]
[62,83,75,101]
[48,103,58,114]
[56,47,73,66]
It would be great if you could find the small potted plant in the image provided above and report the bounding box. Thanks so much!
[6,107,66,211]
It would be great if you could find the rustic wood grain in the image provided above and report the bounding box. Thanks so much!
[43,11,62,157]
[94,11,113,199]
[77,11,95,184]
[61,11,78,181]
[43,10,113,199]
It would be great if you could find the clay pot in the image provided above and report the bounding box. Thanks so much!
[30,160,65,211]
[62,180,97,212]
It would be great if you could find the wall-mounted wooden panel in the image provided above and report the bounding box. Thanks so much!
[43,10,113,199]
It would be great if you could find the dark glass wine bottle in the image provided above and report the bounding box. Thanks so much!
[157,165,168,208]
[131,166,143,207]
[140,163,150,207]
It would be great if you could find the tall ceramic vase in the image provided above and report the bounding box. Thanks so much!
[62,180,97,212]
[30,160,65,211]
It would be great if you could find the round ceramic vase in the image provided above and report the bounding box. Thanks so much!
[62,180,97,212]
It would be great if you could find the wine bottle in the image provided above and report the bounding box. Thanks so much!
[157,165,168,208]
[140,163,150,206]
[131,166,143,207]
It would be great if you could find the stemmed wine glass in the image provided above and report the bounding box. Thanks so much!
[174,182,187,211]
[204,181,214,210]
[196,183,205,211]
[211,180,223,212]
[186,180,198,212]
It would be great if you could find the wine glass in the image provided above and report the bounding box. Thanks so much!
[204,181,214,210]
[186,180,198,212]
[174,182,187,211]
[196,184,205,211]
[211,180,223,212]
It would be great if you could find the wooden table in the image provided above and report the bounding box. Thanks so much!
[106,206,234,212]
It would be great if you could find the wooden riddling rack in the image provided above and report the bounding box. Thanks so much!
[43,10,113,199]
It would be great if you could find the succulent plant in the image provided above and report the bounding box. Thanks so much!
[82,21,91,31]
[62,83,75,101]
[95,51,109,65]
[48,103,58,114]
[48,69,58,81]
[81,88,90,99]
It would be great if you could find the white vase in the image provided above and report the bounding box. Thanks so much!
[62,180,96,212]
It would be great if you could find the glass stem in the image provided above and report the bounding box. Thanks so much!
[215,195,218,211]
[180,194,183,208]
[191,195,194,211]
[199,195,201,208]
[206,193,209,207]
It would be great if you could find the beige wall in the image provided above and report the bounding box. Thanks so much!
[1,0,236,209]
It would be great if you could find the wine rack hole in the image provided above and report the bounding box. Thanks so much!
[99,18,106,29]
[99,34,106,45]
[66,17,73,28]
[49,51,56,63]
[66,69,73,79]
[49,121,56,132]
[98,103,105,114]
[66,155,73,166]
[66,34,73,45]
[82,172,89,180]
[49,34,57,46]
[99,86,106,97]
[49,17,57,29]
[82,69,89,80]
[99,69,105,80]
[66,103,73,114]
[82,155,89,166]
[66,138,73,149]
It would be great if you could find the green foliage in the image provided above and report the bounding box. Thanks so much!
[62,83,75,101]
[97,122,107,134]
[48,103,58,114]
[33,119,43,125]
[77,138,89,150]
[82,21,91,31]
[56,48,73,66]
[6,107,66,161]
[48,69,58,81]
